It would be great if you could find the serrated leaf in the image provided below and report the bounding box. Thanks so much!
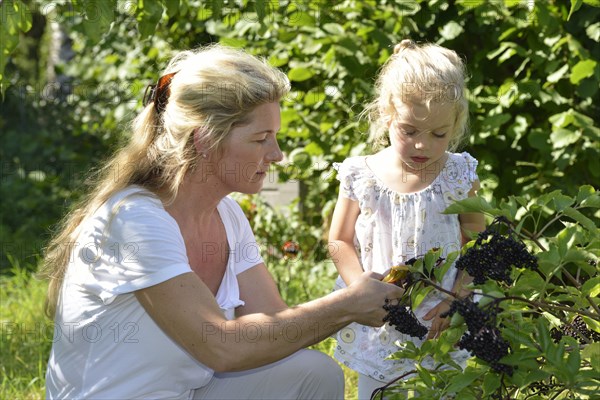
[537,317,551,352]
[566,343,581,378]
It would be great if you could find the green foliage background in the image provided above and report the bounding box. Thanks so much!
[1,0,599,272]
[1,0,599,399]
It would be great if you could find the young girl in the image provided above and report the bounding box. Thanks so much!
[328,40,485,398]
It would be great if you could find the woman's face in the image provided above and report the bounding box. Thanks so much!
[211,102,283,195]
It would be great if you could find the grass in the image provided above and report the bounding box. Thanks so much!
[1,264,358,399]
[1,264,51,400]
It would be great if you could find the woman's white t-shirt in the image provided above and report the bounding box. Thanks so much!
[46,186,263,399]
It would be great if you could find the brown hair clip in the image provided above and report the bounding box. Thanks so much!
[143,72,178,113]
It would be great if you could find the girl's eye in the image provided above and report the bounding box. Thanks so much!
[433,132,447,138]
[399,127,416,136]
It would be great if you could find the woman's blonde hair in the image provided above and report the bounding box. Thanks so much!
[39,44,290,317]
[364,39,469,151]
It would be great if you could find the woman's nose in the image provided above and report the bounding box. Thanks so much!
[266,139,284,163]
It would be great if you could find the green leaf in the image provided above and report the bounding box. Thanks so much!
[577,185,596,203]
[446,370,482,393]
[556,226,578,258]
[254,0,267,24]
[82,0,116,43]
[586,22,600,42]
[580,194,600,208]
[566,346,581,376]
[570,59,597,84]
[563,207,598,232]
[137,0,164,38]
[322,23,344,36]
[443,196,493,214]
[163,0,180,16]
[416,365,434,388]
[549,110,575,128]
[411,285,433,309]
[482,372,501,397]
[582,343,600,372]
[552,193,575,211]
[288,67,315,82]
[211,0,223,18]
[581,277,600,297]
[568,0,584,20]
[439,21,463,40]
[550,128,581,149]
[288,148,312,170]
[547,64,570,83]
[537,317,551,352]
[546,339,566,367]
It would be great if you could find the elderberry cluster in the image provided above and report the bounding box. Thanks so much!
[443,297,513,375]
[550,315,600,344]
[441,297,497,333]
[456,217,538,284]
[383,299,428,340]
[458,326,513,375]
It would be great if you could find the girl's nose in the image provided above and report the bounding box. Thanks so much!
[414,138,426,150]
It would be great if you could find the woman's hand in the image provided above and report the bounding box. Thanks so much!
[422,300,452,339]
[346,271,405,327]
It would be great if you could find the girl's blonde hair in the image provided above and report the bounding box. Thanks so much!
[364,39,469,151]
[39,44,290,317]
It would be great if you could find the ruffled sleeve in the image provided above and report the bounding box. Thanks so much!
[440,152,479,203]
[461,151,479,185]
[333,157,364,201]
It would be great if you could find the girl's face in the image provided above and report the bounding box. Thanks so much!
[389,100,455,173]
[213,102,283,194]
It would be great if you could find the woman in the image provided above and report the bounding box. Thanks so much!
[41,44,404,399]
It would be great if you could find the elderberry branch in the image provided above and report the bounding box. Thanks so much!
[371,369,417,400]
[489,296,599,322]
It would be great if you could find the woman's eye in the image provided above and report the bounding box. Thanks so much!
[256,137,268,143]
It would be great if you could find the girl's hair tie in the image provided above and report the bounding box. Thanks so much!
[143,71,178,113]
[393,39,416,54]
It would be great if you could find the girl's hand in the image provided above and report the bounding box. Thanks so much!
[422,300,451,339]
